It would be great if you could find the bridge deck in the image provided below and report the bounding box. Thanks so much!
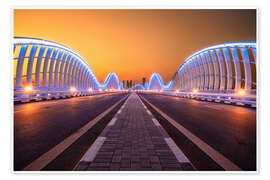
[75,93,193,171]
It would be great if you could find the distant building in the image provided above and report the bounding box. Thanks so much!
[142,77,146,86]
[126,80,129,88]
[122,80,125,88]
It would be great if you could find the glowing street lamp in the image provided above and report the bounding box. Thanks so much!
[88,88,93,92]
[192,89,198,94]
[175,90,179,93]
[99,89,102,92]
[237,89,246,96]
[70,87,76,92]
[24,86,32,92]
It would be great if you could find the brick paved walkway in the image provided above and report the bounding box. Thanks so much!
[75,93,193,171]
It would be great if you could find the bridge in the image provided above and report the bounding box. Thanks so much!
[13,37,257,171]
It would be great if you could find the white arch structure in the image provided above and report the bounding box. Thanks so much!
[171,42,257,94]
[146,42,256,106]
[13,37,121,101]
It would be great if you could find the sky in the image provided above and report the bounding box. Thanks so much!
[14,9,256,85]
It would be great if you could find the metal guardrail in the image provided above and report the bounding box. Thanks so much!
[14,90,122,103]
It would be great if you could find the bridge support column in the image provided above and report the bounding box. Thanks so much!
[26,45,38,88]
[71,59,78,88]
[190,59,196,89]
[42,48,53,90]
[66,57,74,89]
[63,55,71,90]
[54,51,63,89]
[215,49,226,91]
[179,70,184,90]
[188,63,193,91]
[183,65,188,91]
[201,54,209,91]
[35,46,46,90]
[230,48,242,90]
[194,57,200,90]
[48,49,59,90]
[240,48,252,91]
[197,56,204,91]
[205,52,215,91]
[15,45,28,91]
[223,48,234,93]
[210,50,220,92]
[77,64,83,89]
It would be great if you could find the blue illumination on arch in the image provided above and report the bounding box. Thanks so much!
[13,37,121,92]
[148,73,172,91]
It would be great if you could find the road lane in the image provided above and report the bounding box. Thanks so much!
[139,93,256,171]
[14,93,127,170]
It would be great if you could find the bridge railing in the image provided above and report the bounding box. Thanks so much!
[14,90,121,103]
[144,90,256,107]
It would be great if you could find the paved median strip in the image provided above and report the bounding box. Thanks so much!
[139,95,242,171]
[23,94,129,171]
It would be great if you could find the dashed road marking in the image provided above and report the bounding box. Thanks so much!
[165,138,190,163]
[80,137,106,162]
[108,117,118,126]
[152,118,161,126]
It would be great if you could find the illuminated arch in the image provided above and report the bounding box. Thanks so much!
[172,42,256,94]
[13,37,121,95]
[148,73,172,91]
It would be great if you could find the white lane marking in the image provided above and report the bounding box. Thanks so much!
[165,138,190,163]
[108,117,118,126]
[23,95,128,171]
[152,118,161,126]
[80,137,106,162]
[117,110,122,114]
[147,110,152,115]
[140,95,242,171]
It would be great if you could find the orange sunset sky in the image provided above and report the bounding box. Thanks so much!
[14,9,256,84]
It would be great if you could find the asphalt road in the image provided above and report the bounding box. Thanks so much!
[139,93,256,171]
[14,93,127,170]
